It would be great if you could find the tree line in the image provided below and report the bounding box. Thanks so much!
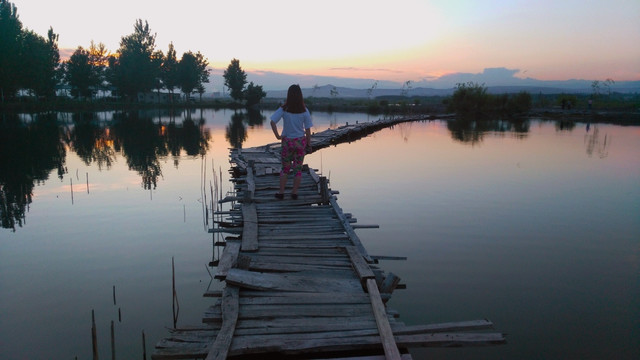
[0,0,265,106]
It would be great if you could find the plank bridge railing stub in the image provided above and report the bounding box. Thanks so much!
[153,116,506,359]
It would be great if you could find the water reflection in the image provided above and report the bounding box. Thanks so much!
[555,119,576,131]
[225,109,266,148]
[226,112,247,149]
[0,110,210,231]
[0,112,67,231]
[447,117,530,144]
[68,112,115,170]
[584,125,610,158]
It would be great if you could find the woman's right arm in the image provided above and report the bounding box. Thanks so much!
[270,120,281,140]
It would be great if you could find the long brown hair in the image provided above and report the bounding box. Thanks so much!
[282,84,306,114]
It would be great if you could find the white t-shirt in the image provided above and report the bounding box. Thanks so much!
[270,107,313,139]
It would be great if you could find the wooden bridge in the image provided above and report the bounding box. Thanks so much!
[152,116,505,359]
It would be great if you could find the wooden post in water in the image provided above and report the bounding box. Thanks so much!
[172,257,179,328]
[142,330,147,360]
[110,320,115,360]
[319,176,329,204]
[70,178,74,204]
[112,285,116,305]
[91,309,98,360]
[86,172,89,194]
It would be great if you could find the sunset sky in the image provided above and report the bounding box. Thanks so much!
[11,0,640,89]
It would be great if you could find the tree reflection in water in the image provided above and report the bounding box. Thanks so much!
[1,112,67,231]
[0,110,210,230]
[226,111,248,149]
[447,117,530,145]
[68,112,116,170]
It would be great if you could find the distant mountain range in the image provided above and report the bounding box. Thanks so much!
[207,67,640,98]
[264,83,640,99]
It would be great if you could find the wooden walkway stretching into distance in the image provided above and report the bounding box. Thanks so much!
[152,115,505,359]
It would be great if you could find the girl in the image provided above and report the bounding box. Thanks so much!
[270,84,313,199]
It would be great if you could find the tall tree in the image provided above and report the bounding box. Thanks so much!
[43,27,61,97]
[161,42,179,99]
[151,49,164,97]
[108,19,160,101]
[65,47,93,98]
[0,0,23,101]
[178,51,209,100]
[223,58,246,102]
[64,42,107,99]
[88,41,109,96]
[19,29,52,97]
[244,82,266,107]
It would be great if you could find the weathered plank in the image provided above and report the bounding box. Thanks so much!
[226,331,505,356]
[204,286,239,360]
[224,268,362,293]
[213,241,240,279]
[244,166,255,200]
[346,246,375,281]
[204,303,375,322]
[366,278,402,359]
[241,202,258,251]
[330,197,373,262]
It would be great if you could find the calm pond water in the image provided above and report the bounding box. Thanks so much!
[1,109,638,360]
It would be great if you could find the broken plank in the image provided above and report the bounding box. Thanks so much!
[224,268,362,293]
[214,241,241,279]
[241,202,258,251]
[204,286,239,360]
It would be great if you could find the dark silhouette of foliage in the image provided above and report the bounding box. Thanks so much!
[223,59,247,102]
[449,82,490,116]
[449,82,532,118]
[244,82,266,107]
[0,0,23,101]
[64,42,108,99]
[178,51,209,100]
[161,42,180,100]
[1,2,274,107]
[108,19,161,101]
[15,27,60,98]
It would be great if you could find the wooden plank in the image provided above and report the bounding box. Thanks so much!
[224,268,362,293]
[204,286,239,360]
[214,241,240,279]
[380,273,401,294]
[346,246,375,281]
[235,292,371,306]
[241,202,258,251]
[366,278,402,360]
[226,332,505,356]
[330,197,373,262]
[246,261,355,273]
[371,255,408,261]
[244,166,255,200]
[234,316,379,331]
[390,319,495,334]
[259,233,351,241]
[204,303,374,322]
[309,355,413,360]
